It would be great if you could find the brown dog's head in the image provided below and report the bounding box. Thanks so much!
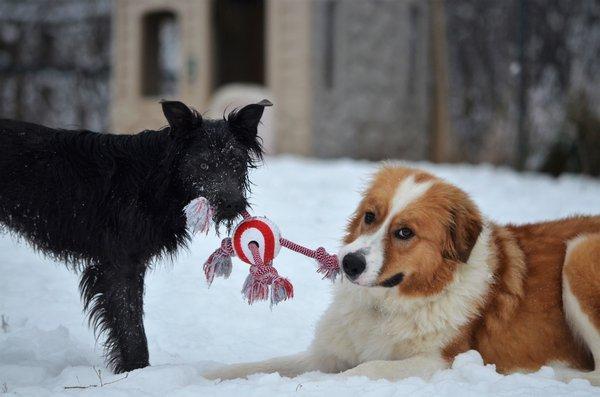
[339,165,483,297]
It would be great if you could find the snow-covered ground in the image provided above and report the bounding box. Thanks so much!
[2,156,600,396]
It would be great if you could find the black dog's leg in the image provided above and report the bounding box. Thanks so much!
[80,261,149,373]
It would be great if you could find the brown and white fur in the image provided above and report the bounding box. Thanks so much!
[204,165,600,385]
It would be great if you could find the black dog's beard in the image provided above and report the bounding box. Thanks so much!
[212,209,247,236]
[213,218,237,236]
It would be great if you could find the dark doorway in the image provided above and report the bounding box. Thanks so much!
[141,10,181,97]
[213,0,265,89]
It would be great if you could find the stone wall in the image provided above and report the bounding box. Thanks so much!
[311,0,431,161]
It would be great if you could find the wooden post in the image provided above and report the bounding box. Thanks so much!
[429,0,450,163]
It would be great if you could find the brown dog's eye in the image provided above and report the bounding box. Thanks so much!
[364,212,375,224]
[394,227,414,240]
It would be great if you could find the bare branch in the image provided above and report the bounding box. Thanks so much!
[63,369,128,390]
[1,315,8,333]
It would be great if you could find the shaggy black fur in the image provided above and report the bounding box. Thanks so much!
[0,99,271,373]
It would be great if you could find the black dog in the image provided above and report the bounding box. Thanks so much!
[0,99,271,373]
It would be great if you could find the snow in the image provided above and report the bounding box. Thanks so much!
[2,156,600,396]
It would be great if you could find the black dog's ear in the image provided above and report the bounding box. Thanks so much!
[161,100,199,134]
[228,99,272,139]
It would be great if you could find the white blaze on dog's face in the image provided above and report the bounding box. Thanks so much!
[339,166,483,297]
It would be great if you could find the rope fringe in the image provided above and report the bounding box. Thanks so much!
[203,238,234,286]
[184,197,214,235]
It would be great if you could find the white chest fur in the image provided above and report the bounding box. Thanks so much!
[311,225,494,368]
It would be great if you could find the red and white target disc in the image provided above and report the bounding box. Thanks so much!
[232,217,281,265]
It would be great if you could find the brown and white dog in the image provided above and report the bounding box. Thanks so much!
[204,165,600,385]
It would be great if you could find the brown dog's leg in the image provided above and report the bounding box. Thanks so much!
[562,234,600,385]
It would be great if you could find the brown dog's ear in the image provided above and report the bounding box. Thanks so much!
[443,193,483,264]
[343,208,364,245]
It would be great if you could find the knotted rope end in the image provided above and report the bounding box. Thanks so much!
[203,238,234,287]
[314,247,341,282]
[241,263,294,306]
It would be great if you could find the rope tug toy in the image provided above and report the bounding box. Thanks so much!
[185,197,341,307]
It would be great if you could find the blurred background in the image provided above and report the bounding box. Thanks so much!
[0,0,599,175]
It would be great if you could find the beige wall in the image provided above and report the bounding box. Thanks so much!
[111,0,212,133]
[266,0,312,155]
[111,0,314,157]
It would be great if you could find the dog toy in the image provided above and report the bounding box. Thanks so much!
[185,197,340,307]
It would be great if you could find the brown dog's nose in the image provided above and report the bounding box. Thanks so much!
[342,252,366,280]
